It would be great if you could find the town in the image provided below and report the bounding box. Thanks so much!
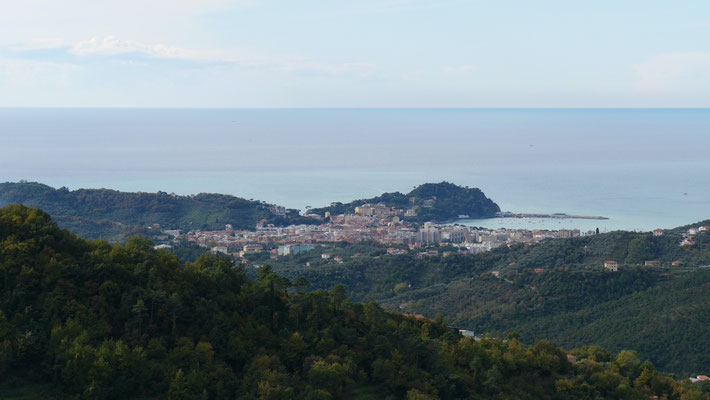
[154,201,598,261]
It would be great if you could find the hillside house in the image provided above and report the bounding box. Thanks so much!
[242,243,263,254]
[681,237,696,247]
[604,260,619,272]
[211,246,229,254]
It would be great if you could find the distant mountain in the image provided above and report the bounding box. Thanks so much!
[0,182,317,242]
[310,181,500,222]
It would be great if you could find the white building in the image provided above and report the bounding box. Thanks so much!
[211,246,229,254]
[278,244,315,256]
[604,260,618,272]
[417,223,441,245]
[242,243,263,254]
[441,226,468,243]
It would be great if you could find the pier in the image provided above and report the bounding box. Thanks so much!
[495,212,608,220]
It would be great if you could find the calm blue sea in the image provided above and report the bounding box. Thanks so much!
[1,108,708,232]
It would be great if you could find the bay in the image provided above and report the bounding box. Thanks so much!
[1,108,708,231]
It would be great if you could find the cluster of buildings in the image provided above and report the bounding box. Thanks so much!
[680,225,709,247]
[149,203,710,272]
[156,202,598,260]
[602,225,709,271]
[604,258,686,273]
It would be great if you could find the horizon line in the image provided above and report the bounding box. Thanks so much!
[1,106,710,110]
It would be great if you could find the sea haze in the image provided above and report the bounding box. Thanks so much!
[1,108,708,232]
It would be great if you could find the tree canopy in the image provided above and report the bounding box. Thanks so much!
[1,205,708,399]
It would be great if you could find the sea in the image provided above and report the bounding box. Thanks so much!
[1,108,708,232]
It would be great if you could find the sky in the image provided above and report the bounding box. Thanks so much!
[1,0,709,107]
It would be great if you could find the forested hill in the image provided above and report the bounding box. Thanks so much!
[0,182,316,242]
[265,221,710,375]
[310,182,500,222]
[1,205,708,399]
[0,182,499,242]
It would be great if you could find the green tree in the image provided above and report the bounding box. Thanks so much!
[168,369,189,400]
[625,236,655,264]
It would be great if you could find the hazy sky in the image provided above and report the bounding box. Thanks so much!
[1,0,709,107]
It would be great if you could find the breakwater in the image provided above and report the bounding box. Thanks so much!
[495,212,608,220]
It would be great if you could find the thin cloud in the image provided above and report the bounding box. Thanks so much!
[1,0,244,19]
[71,37,223,61]
[443,65,478,73]
[6,37,376,77]
[6,39,71,52]
[634,52,710,92]
[277,60,375,76]
[0,57,81,86]
[309,0,460,20]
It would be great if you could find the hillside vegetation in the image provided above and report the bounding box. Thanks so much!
[0,182,316,242]
[2,205,708,399]
[265,222,710,375]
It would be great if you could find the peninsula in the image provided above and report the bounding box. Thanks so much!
[310,181,501,223]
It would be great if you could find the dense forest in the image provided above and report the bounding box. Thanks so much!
[309,182,501,222]
[264,222,710,375]
[2,205,709,399]
[0,182,317,242]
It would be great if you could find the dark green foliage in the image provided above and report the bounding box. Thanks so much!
[0,182,318,242]
[169,239,210,263]
[1,205,707,399]
[310,182,500,222]
[625,236,655,264]
[265,222,710,375]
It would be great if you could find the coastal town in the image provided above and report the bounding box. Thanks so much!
[154,201,599,260]
[148,198,710,272]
